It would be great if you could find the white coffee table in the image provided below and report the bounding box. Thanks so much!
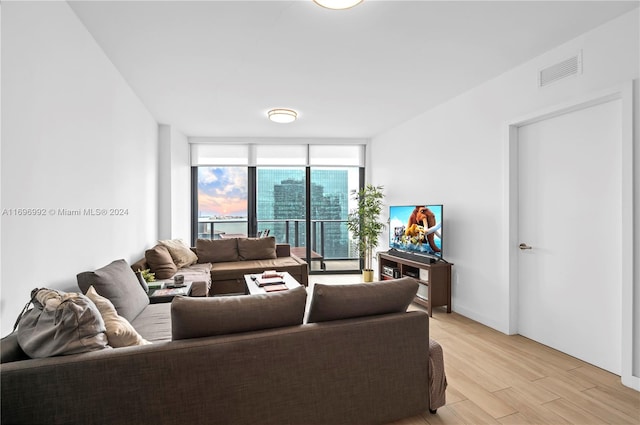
[244,272,301,295]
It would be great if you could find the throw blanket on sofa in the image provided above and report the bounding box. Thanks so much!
[429,338,447,410]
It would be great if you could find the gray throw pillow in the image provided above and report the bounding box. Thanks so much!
[77,259,149,322]
[171,285,307,340]
[306,277,418,323]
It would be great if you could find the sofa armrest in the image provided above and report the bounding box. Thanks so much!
[190,281,210,297]
[276,244,290,257]
[130,258,148,272]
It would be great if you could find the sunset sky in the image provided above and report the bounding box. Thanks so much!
[197,167,247,217]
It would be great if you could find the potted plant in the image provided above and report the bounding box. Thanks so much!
[347,184,385,282]
[138,269,156,283]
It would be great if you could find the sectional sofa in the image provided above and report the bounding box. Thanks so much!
[1,256,442,425]
[131,236,309,296]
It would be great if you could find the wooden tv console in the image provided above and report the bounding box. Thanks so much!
[378,252,452,317]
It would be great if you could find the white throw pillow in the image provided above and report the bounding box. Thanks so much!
[86,286,150,347]
[158,239,198,268]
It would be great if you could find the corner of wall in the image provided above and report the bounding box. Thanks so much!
[157,124,191,242]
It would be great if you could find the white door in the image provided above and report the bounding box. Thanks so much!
[517,99,622,374]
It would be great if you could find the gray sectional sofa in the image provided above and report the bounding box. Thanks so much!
[1,260,442,425]
[132,236,309,296]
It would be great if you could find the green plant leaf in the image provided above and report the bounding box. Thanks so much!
[346,184,385,271]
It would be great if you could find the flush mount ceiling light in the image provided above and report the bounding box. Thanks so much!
[268,108,298,124]
[313,0,363,10]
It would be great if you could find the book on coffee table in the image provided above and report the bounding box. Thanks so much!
[255,276,285,287]
[261,270,282,278]
[244,272,300,296]
[263,284,288,292]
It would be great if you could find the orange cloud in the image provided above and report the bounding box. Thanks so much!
[198,190,247,217]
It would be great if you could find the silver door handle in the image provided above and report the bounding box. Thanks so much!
[519,243,532,250]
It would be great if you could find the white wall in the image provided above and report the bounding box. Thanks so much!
[159,124,191,242]
[0,1,159,336]
[371,10,639,377]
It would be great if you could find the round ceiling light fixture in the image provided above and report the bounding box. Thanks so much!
[268,108,298,124]
[313,0,363,10]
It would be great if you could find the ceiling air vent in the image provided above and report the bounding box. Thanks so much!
[538,51,582,88]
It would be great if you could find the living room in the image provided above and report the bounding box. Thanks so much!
[1,0,639,423]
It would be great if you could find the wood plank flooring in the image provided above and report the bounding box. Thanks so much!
[391,306,640,425]
[309,275,639,424]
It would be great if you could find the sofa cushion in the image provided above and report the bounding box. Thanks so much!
[196,238,239,263]
[173,263,212,296]
[237,237,277,261]
[85,286,150,347]
[306,277,418,323]
[153,263,212,297]
[145,245,178,279]
[130,303,172,343]
[77,259,150,322]
[166,262,212,284]
[210,257,303,281]
[158,239,198,268]
[171,285,307,340]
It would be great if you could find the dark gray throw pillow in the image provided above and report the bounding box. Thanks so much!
[77,259,149,322]
[306,277,418,323]
[171,285,307,340]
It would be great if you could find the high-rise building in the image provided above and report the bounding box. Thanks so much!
[257,169,349,259]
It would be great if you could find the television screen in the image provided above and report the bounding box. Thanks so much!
[389,205,443,259]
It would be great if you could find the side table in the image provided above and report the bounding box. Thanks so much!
[148,282,192,304]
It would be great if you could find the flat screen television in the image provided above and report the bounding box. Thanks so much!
[389,205,443,261]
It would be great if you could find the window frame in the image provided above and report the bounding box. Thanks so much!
[191,143,366,274]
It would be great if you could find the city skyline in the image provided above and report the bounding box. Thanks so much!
[198,167,358,219]
[197,167,359,260]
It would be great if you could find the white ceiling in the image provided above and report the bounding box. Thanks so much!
[68,0,638,139]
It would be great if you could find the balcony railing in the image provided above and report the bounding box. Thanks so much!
[197,218,360,269]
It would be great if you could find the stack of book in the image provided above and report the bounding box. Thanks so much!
[255,271,287,292]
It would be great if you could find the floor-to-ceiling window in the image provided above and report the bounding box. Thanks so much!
[191,143,365,274]
[308,145,363,272]
[256,167,307,255]
[191,144,250,240]
[196,166,248,239]
[254,144,307,251]
[309,167,361,272]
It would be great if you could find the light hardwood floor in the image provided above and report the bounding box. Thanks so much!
[310,275,640,425]
[391,305,640,424]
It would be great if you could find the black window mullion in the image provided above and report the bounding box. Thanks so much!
[248,167,257,236]
[305,167,311,261]
[191,166,199,246]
